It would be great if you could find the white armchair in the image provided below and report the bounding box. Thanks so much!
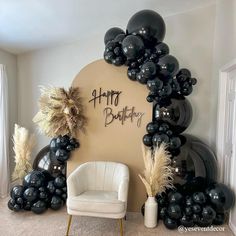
[66,161,129,236]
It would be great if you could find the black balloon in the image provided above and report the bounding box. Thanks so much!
[152,133,169,146]
[50,196,63,210]
[23,170,46,188]
[13,204,21,212]
[197,218,212,227]
[141,61,156,79]
[122,35,144,60]
[157,55,179,77]
[143,134,153,147]
[155,43,169,58]
[213,213,225,225]
[54,175,66,188]
[50,138,58,152]
[180,214,194,227]
[154,95,192,134]
[192,204,202,214]
[167,204,182,220]
[127,68,139,81]
[104,27,125,45]
[192,192,206,205]
[147,78,163,92]
[23,201,32,211]
[202,206,216,221]
[8,199,15,211]
[55,149,70,162]
[47,181,56,194]
[10,185,24,199]
[164,217,178,230]
[169,192,183,204]
[31,200,47,214]
[159,207,167,219]
[23,187,38,202]
[126,10,166,45]
[206,183,235,211]
[185,206,193,216]
[146,122,159,134]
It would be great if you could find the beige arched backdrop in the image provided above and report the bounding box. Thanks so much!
[68,59,152,211]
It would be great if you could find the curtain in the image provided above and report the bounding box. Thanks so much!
[0,64,9,198]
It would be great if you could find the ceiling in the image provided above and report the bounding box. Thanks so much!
[0,0,216,54]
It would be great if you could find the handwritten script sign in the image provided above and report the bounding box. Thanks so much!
[89,88,145,127]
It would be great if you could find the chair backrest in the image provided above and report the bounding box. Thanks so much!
[78,161,129,192]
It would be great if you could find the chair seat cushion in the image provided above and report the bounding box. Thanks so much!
[67,190,125,214]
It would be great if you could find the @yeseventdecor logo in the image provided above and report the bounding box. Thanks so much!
[178,225,225,233]
[89,87,145,127]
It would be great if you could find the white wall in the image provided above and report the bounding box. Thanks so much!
[0,49,17,174]
[17,5,216,155]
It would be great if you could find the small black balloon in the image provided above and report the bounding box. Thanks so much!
[55,149,70,162]
[122,35,144,60]
[13,204,21,212]
[50,196,63,210]
[167,204,182,220]
[54,175,66,188]
[23,187,38,202]
[136,72,148,84]
[185,196,194,207]
[197,217,213,227]
[8,199,15,211]
[159,207,167,219]
[104,27,125,45]
[192,213,200,223]
[169,137,182,150]
[23,201,32,211]
[213,213,225,225]
[185,207,193,216]
[10,185,24,199]
[202,206,216,221]
[31,200,47,214]
[146,122,159,134]
[180,214,194,227]
[16,197,24,205]
[155,43,169,58]
[147,78,163,91]
[127,68,139,81]
[114,33,126,44]
[141,61,157,78]
[164,217,178,230]
[157,55,179,77]
[143,134,153,147]
[47,181,56,194]
[152,133,169,146]
[192,204,202,214]
[169,192,183,204]
[192,192,207,205]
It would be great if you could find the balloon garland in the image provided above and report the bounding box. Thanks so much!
[103,9,235,229]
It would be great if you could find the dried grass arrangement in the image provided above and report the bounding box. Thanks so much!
[139,143,174,197]
[12,124,36,181]
[33,86,87,137]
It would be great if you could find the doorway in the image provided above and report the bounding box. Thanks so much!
[216,59,236,234]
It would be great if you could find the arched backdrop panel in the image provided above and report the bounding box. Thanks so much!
[68,59,152,211]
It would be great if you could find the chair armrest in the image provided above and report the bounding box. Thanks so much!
[67,167,86,197]
[118,178,129,203]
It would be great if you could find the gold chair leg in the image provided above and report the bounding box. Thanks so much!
[118,218,123,236]
[66,215,72,236]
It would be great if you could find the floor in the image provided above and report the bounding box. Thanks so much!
[0,197,234,236]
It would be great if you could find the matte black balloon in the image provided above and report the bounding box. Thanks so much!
[180,214,194,227]
[10,185,24,199]
[141,61,157,79]
[213,213,225,225]
[8,199,15,211]
[31,200,47,214]
[157,55,179,77]
[104,27,125,45]
[47,181,56,194]
[206,183,235,211]
[192,192,206,205]
[169,192,183,204]
[155,43,169,58]
[122,35,144,60]
[50,196,63,210]
[143,134,153,147]
[202,206,216,221]
[167,204,182,220]
[55,149,70,162]
[23,187,38,202]
[126,10,166,45]
[154,96,192,134]
[146,122,159,134]
[147,78,163,92]
[164,217,178,230]
[23,171,46,188]
[192,204,202,214]
[159,207,167,219]
[62,186,67,192]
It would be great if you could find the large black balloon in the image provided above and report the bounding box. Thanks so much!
[154,95,192,134]
[23,187,38,202]
[122,35,144,59]
[206,183,235,211]
[164,217,178,230]
[157,55,179,77]
[31,200,47,214]
[50,196,63,210]
[23,171,46,188]
[167,204,182,220]
[104,27,125,45]
[10,185,24,199]
[126,10,166,46]
[33,145,66,177]
[168,192,183,204]
[171,135,218,185]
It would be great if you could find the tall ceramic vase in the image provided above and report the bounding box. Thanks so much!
[144,196,158,228]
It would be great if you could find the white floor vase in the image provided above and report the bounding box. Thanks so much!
[144,196,158,228]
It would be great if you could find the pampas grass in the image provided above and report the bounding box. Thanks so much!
[12,124,36,181]
[139,143,174,197]
[33,86,87,137]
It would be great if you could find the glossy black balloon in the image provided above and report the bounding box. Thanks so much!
[185,206,193,216]
[47,181,56,194]
[154,96,192,134]
[104,27,125,45]
[202,206,216,221]
[185,196,194,207]
[23,201,32,211]
[54,175,66,188]
[147,78,163,92]
[192,213,200,223]
[50,196,63,210]
[122,35,144,60]
[33,146,66,177]
[23,170,46,188]
[169,192,183,204]
[192,204,202,214]
[213,213,225,225]
[23,187,38,202]
[157,55,179,77]
[159,207,167,219]
[180,214,194,227]
[141,61,156,79]
[13,204,21,212]
[155,43,169,58]
[31,200,47,214]
[10,185,24,199]
[55,149,70,162]
[171,136,218,185]
[164,217,178,230]
[197,217,212,227]
[152,133,169,146]
[146,122,159,134]
[8,198,15,211]
[206,183,235,210]
[16,197,24,206]
[192,192,206,205]
[143,134,153,147]
[167,204,182,220]
[127,68,139,81]
[126,10,166,45]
